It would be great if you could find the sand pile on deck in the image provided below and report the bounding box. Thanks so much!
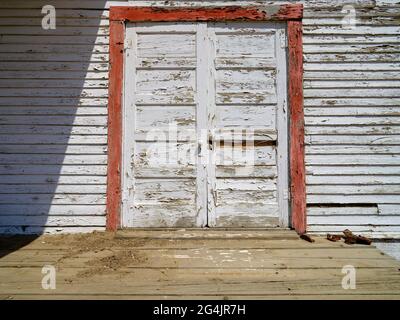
[40,232,148,280]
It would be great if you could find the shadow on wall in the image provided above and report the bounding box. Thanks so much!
[0,0,108,257]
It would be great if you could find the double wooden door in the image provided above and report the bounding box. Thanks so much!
[122,21,289,228]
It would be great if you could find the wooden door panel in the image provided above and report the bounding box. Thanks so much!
[122,22,289,228]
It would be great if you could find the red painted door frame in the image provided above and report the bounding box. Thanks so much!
[107,5,306,234]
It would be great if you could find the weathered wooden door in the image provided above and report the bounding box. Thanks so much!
[122,22,289,228]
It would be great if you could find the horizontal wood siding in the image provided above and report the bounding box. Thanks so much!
[300,0,400,239]
[0,1,110,233]
[0,0,399,237]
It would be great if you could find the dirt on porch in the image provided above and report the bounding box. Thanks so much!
[0,229,399,299]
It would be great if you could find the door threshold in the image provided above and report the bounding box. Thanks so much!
[118,227,291,231]
[116,228,298,240]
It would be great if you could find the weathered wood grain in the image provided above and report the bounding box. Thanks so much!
[106,19,123,231]
[0,0,399,236]
[110,5,303,22]
[0,230,399,299]
[288,20,306,234]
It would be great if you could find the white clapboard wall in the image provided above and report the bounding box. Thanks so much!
[0,0,399,237]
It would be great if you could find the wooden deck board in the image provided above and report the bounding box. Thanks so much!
[0,229,399,299]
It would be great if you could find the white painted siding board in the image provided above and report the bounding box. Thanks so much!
[0,26,110,36]
[306,154,400,165]
[0,126,107,135]
[0,35,109,45]
[305,54,400,64]
[0,97,109,106]
[307,206,379,216]
[305,88,400,98]
[0,185,106,194]
[0,44,109,54]
[304,98,400,107]
[0,175,106,185]
[0,18,109,27]
[0,9,109,18]
[0,62,108,72]
[306,135,400,145]
[0,154,107,165]
[0,136,107,145]
[307,185,400,194]
[378,204,400,215]
[0,107,107,116]
[306,145,400,154]
[0,215,106,227]
[0,226,105,235]
[0,194,106,205]
[374,242,400,261]
[306,116,400,126]
[0,204,106,216]
[305,107,400,116]
[0,165,107,175]
[307,175,400,185]
[308,215,400,225]
[0,52,109,62]
[303,45,400,55]
[307,166,400,176]
[307,195,400,204]
[0,115,107,126]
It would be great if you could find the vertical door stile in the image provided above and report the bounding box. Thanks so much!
[122,24,137,227]
[275,27,290,227]
[206,24,217,227]
[196,23,209,227]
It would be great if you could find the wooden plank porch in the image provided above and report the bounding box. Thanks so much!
[0,229,399,299]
